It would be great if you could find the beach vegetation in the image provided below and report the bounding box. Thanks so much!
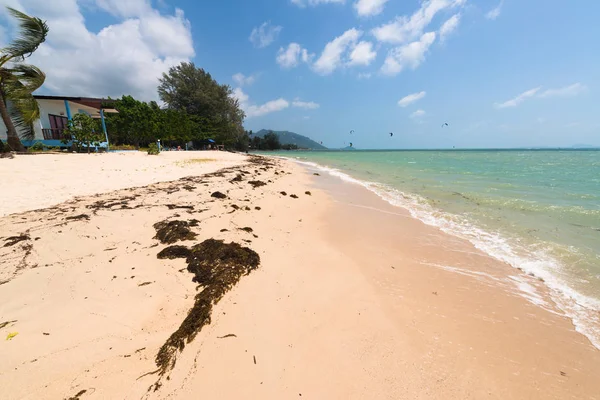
[0,7,49,152]
[147,142,160,155]
[158,62,248,150]
[63,113,103,154]
[28,141,44,152]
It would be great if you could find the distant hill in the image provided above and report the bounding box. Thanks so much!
[341,146,356,151]
[254,129,327,150]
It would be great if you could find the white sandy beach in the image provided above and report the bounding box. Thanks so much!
[0,151,246,217]
[1,152,599,399]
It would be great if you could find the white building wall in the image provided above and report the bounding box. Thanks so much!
[0,99,101,141]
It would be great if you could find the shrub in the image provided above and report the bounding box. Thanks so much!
[147,142,160,155]
[29,142,45,152]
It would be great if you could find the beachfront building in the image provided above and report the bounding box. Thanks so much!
[0,95,116,148]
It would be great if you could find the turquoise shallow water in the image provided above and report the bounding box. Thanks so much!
[271,149,600,347]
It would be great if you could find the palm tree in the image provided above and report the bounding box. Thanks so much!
[0,7,49,152]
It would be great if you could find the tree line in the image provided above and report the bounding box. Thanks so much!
[249,131,298,151]
[102,63,250,151]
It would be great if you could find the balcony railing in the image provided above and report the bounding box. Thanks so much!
[42,128,68,140]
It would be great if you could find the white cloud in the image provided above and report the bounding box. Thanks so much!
[410,109,426,118]
[96,0,152,18]
[495,84,587,108]
[354,0,389,17]
[486,1,503,20]
[276,43,312,68]
[292,99,320,109]
[398,91,426,107]
[372,0,464,44]
[233,88,289,118]
[538,83,588,98]
[357,72,372,79]
[348,41,377,66]
[494,87,541,108]
[381,32,436,76]
[249,21,282,48]
[439,13,460,42]
[3,0,194,101]
[313,28,362,75]
[291,0,345,7]
[247,99,290,117]
[232,73,257,87]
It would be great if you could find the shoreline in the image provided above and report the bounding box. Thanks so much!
[1,153,599,398]
[283,155,600,351]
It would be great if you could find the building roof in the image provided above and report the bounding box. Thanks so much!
[33,95,114,110]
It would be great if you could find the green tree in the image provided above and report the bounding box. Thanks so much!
[104,95,160,147]
[158,62,245,148]
[105,95,198,148]
[0,7,49,152]
[263,131,281,150]
[64,113,103,153]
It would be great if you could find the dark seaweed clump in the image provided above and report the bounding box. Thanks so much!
[211,191,227,199]
[305,191,312,196]
[65,214,90,221]
[166,204,194,210]
[153,220,198,244]
[4,234,30,247]
[280,191,287,196]
[65,389,87,400]
[290,194,298,199]
[230,174,243,183]
[248,180,266,188]
[238,227,253,233]
[155,239,260,375]
[157,245,192,259]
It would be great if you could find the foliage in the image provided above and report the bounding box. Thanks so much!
[158,62,246,149]
[0,7,49,152]
[0,140,6,153]
[104,95,197,148]
[253,129,326,150]
[110,144,137,151]
[281,143,299,150]
[249,131,282,150]
[28,141,44,152]
[63,113,103,153]
[147,142,160,155]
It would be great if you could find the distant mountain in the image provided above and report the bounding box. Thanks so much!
[254,129,327,150]
[341,146,356,151]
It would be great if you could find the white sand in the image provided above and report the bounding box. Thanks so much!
[0,151,246,217]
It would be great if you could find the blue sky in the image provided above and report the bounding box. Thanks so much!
[1,0,599,148]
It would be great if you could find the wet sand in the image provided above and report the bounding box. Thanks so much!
[0,153,599,399]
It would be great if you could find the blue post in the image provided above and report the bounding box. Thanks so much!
[64,100,72,120]
[100,109,109,151]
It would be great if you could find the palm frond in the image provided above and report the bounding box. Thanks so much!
[5,64,46,93]
[2,7,49,60]
[7,93,40,141]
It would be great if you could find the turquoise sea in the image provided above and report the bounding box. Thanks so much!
[274,150,600,348]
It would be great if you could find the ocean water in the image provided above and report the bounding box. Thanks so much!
[273,150,600,348]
